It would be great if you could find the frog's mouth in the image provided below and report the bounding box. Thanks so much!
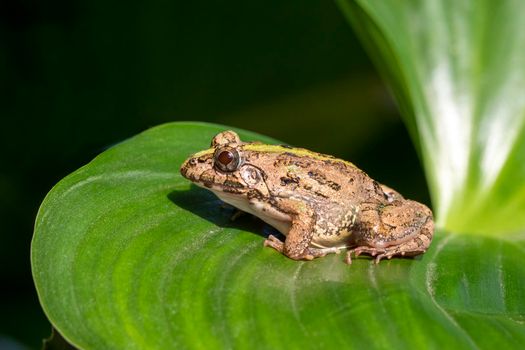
[182,170,247,195]
[180,164,202,184]
[185,180,248,201]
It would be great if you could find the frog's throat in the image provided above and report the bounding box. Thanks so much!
[211,189,292,235]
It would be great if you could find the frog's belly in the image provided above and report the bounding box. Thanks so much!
[310,231,353,249]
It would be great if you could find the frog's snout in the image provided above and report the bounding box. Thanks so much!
[180,157,196,179]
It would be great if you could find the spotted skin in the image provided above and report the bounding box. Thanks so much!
[180,131,434,264]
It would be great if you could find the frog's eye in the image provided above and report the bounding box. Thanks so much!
[214,148,241,172]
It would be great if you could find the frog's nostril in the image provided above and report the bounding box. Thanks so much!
[180,163,191,178]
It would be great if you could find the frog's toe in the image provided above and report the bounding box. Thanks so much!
[266,234,282,243]
[346,246,388,264]
[374,253,394,264]
[304,254,315,261]
[344,251,353,264]
[354,246,381,257]
[264,234,284,253]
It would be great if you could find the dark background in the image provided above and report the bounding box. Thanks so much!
[0,1,428,348]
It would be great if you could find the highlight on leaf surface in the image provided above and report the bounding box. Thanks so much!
[337,0,525,235]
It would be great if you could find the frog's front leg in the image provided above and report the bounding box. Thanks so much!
[264,229,315,260]
[263,198,319,261]
[264,234,339,259]
[263,234,284,252]
[283,217,316,260]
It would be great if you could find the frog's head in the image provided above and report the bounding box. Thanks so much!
[180,131,269,197]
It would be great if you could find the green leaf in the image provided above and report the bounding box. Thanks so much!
[337,0,525,235]
[32,122,525,349]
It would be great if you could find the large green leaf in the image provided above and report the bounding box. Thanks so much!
[337,0,525,235]
[32,122,525,349]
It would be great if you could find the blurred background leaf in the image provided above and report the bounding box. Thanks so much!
[31,123,525,349]
[337,0,525,235]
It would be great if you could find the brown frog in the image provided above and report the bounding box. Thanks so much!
[180,130,434,264]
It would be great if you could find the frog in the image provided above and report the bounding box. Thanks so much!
[180,130,434,264]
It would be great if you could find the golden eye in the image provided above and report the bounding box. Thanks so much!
[214,148,241,172]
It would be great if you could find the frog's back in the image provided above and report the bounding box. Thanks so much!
[242,144,383,203]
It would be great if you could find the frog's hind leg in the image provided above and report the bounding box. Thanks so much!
[345,206,434,264]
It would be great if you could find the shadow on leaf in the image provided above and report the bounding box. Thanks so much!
[168,184,284,240]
